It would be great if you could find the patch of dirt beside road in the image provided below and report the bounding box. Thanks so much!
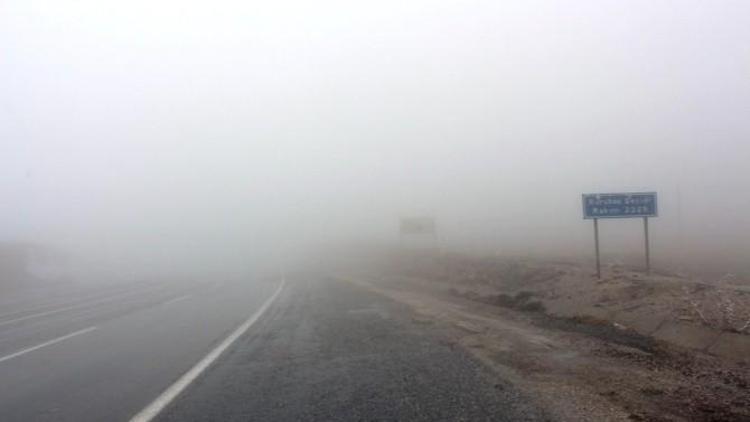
[334,252,750,421]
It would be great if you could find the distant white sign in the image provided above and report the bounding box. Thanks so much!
[399,217,436,235]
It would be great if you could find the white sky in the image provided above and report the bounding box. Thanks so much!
[2,0,749,273]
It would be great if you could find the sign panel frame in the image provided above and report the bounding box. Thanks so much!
[582,192,658,220]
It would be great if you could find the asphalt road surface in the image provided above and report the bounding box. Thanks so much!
[0,278,277,421]
[0,275,545,421]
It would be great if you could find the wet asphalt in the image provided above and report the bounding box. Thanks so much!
[158,275,547,421]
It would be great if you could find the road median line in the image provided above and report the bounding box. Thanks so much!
[0,326,98,364]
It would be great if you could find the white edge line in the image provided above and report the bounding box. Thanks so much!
[129,278,286,422]
[0,326,98,364]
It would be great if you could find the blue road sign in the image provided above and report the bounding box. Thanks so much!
[582,192,657,219]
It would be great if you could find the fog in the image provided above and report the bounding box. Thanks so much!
[2,0,749,281]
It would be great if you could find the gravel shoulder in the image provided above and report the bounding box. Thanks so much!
[336,267,750,421]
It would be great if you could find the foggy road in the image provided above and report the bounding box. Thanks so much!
[0,275,544,421]
[0,279,278,421]
[156,276,544,421]
[5,0,750,420]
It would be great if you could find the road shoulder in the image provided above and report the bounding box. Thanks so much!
[337,272,750,421]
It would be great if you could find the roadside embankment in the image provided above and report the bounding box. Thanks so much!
[334,250,750,421]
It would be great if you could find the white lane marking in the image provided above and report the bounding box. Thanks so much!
[129,278,286,422]
[0,326,98,364]
[0,304,103,327]
[0,285,158,320]
[161,295,191,307]
[0,287,164,327]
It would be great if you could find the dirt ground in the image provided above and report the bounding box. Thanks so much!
[335,251,750,421]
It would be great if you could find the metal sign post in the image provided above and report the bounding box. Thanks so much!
[582,192,658,278]
[643,216,650,274]
[594,218,601,279]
